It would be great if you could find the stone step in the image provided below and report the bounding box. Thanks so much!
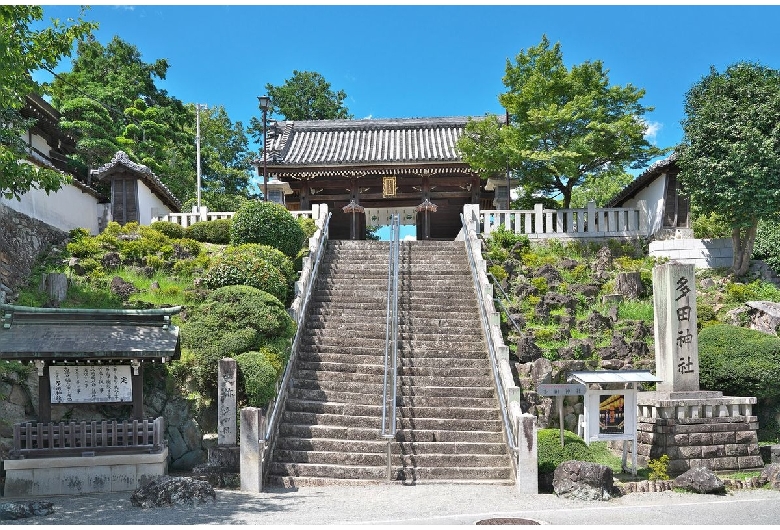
[266,476,388,488]
[394,466,513,482]
[266,462,389,481]
[291,379,495,399]
[288,387,383,406]
[298,344,488,360]
[305,308,481,320]
[300,330,486,343]
[273,449,510,468]
[278,423,385,441]
[295,361,490,379]
[286,399,500,421]
[302,320,483,333]
[282,411,503,432]
[293,370,493,389]
[274,437,509,456]
[394,429,505,444]
[288,388,497,408]
[297,351,489,369]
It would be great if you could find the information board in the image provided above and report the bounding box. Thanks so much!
[49,365,133,403]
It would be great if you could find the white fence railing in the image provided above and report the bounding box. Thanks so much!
[153,205,321,228]
[472,201,649,239]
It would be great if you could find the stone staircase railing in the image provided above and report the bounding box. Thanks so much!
[476,201,649,239]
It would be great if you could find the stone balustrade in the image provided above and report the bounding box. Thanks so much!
[154,205,317,228]
[478,201,649,239]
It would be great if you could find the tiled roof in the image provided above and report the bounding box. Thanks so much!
[605,152,678,207]
[264,117,475,168]
[91,151,181,211]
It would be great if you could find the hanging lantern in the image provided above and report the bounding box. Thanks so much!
[414,199,438,213]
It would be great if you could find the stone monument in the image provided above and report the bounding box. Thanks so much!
[207,359,240,471]
[636,262,763,474]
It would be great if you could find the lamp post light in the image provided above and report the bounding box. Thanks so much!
[257,95,271,201]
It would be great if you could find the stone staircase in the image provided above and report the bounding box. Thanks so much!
[266,239,513,487]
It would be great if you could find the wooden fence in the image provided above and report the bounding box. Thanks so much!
[11,417,165,458]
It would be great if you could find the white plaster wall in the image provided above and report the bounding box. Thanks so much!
[137,181,172,226]
[621,175,666,236]
[649,238,733,269]
[0,184,103,234]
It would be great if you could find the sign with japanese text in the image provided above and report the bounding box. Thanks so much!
[537,384,586,397]
[49,365,132,403]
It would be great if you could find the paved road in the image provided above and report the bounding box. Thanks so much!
[4,484,780,525]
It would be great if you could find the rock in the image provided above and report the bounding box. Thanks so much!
[181,418,203,452]
[569,283,601,299]
[579,311,613,333]
[760,463,780,489]
[530,357,553,386]
[672,467,726,494]
[558,258,580,270]
[101,251,122,270]
[553,460,614,501]
[0,502,54,520]
[171,448,208,471]
[515,334,543,363]
[535,264,562,285]
[614,271,645,299]
[591,246,613,281]
[167,426,187,460]
[192,462,241,489]
[110,276,137,300]
[130,476,216,508]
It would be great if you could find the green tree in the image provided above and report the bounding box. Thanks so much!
[570,168,635,208]
[0,6,95,199]
[49,36,196,202]
[678,62,780,276]
[249,70,352,144]
[458,35,665,208]
[198,105,254,198]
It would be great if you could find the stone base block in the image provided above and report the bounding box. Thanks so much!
[2,448,168,498]
[208,445,240,472]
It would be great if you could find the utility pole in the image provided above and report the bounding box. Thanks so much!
[195,103,207,210]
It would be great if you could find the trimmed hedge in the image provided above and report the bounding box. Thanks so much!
[203,249,289,303]
[699,324,780,401]
[185,218,232,244]
[150,221,185,239]
[230,201,305,258]
[223,244,296,288]
[236,348,283,407]
[180,285,296,397]
[537,428,594,474]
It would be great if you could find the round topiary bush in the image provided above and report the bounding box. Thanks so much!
[699,324,780,401]
[185,219,232,244]
[230,201,306,258]
[235,348,283,408]
[223,244,296,288]
[297,216,317,239]
[180,285,296,398]
[202,249,289,304]
[150,221,185,239]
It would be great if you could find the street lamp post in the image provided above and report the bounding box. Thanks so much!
[257,96,271,201]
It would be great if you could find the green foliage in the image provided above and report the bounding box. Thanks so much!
[753,218,780,272]
[458,35,664,208]
[261,70,352,121]
[692,211,731,239]
[699,325,780,401]
[150,221,185,239]
[203,249,289,304]
[725,280,780,304]
[486,225,531,253]
[186,219,232,244]
[570,169,635,208]
[678,62,780,275]
[297,216,318,239]
[180,285,295,397]
[225,243,296,286]
[530,277,548,294]
[230,201,306,258]
[647,454,670,480]
[488,264,508,282]
[235,349,282,408]
[537,429,594,474]
[0,6,95,199]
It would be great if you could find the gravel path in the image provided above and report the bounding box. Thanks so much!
[4,484,780,525]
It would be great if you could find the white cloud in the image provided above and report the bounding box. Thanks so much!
[642,120,662,145]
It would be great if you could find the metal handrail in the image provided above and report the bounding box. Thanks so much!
[381,214,400,479]
[486,270,524,336]
[460,213,519,466]
[260,212,332,485]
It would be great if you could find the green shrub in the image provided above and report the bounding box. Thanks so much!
[235,349,282,408]
[186,219,232,244]
[180,285,296,397]
[537,428,594,474]
[699,325,780,401]
[150,221,185,239]
[486,225,531,253]
[697,302,717,329]
[647,454,670,480]
[489,264,508,282]
[230,201,306,258]
[753,218,780,272]
[203,247,289,304]
[692,211,731,239]
[224,244,296,287]
[297,216,317,239]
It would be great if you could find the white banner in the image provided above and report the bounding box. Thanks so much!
[49,365,133,404]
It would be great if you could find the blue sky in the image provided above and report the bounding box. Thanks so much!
[35,3,780,166]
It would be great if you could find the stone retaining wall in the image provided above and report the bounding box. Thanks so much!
[0,203,68,296]
[648,238,733,269]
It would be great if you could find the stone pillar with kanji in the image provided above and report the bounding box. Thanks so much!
[218,358,238,445]
[652,262,699,392]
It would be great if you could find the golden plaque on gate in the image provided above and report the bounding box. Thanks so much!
[383,176,397,198]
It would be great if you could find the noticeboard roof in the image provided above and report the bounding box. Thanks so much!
[0,304,182,362]
[567,370,662,385]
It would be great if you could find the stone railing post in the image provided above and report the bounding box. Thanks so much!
[637,200,649,236]
[534,203,544,234]
[240,407,265,493]
[515,413,538,494]
[587,201,597,234]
